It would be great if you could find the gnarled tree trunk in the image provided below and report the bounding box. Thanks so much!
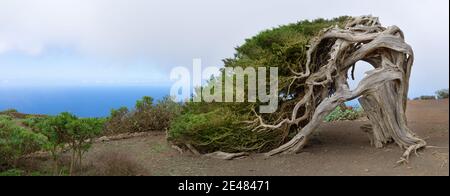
[255,16,425,163]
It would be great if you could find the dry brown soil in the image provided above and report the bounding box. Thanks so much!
[84,99,449,176]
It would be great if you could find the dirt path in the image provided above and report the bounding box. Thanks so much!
[85,99,449,176]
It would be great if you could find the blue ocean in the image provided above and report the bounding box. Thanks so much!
[0,86,361,118]
[0,86,171,117]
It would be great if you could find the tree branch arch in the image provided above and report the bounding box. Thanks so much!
[248,16,425,163]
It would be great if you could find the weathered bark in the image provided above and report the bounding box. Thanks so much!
[253,16,425,163]
[205,151,249,160]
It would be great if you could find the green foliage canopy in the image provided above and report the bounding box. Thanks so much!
[169,17,351,153]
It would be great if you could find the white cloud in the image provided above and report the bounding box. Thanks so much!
[1,0,445,58]
[0,0,448,95]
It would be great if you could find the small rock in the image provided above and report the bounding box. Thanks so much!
[364,169,370,172]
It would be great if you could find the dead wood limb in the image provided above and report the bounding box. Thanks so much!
[205,151,249,160]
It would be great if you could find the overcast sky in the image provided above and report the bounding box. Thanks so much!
[0,0,448,97]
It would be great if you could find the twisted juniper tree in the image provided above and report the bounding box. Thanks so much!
[169,16,425,163]
[255,16,425,163]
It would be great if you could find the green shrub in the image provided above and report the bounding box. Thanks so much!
[21,115,48,130]
[36,112,104,175]
[154,96,183,130]
[1,112,104,175]
[0,117,48,170]
[325,106,363,122]
[129,96,160,132]
[104,107,130,135]
[0,109,18,114]
[0,114,12,121]
[168,107,282,153]
[418,95,436,100]
[0,169,25,176]
[0,168,46,176]
[0,109,29,119]
[168,17,351,153]
[436,89,449,99]
[66,117,104,174]
[105,96,182,135]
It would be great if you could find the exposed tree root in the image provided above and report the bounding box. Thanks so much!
[397,141,427,165]
[171,145,184,154]
[186,144,201,155]
[205,151,249,160]
[265,133,308,156]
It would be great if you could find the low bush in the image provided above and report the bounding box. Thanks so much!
[0,109,30,119]
[0,109,18,114]
[0,169,25,176]
[0,114,12,121]
[0,116,48,171]
[325,106,364,122]
[20,115,48,130]
[35,112,104,175]
[1,111,105,175]
[104,107,130,135]
[105,96,182,135]
[415,95,436,100]
[168,107,283,153]
[436,89,449,99]
[88,151,147,176]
